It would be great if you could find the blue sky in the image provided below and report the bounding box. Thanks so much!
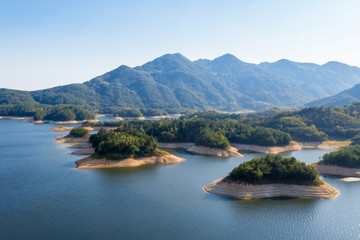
[1,0,360,90]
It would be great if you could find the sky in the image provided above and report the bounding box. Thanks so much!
[1,0,360,90]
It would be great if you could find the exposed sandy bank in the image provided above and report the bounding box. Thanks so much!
[148,115,170,119]
[233,143,302,154]
[187,146,243,157]
[313,163,360,177]
[75,155,185,169]
[49,126,74,132]
[72,148,95,155]
[50,119,98,125]
[112,116,145,120]
[159,142,243,157]
[204,178,339,199]
[316,141,351,150]
[49,126,94,132]
[95,114,113,118]
[158,142,195,149]
[233,140,350,154]
[112,117,124,120]
[0,116,33,121]
[55,135,90,146]
[339,177,360,182]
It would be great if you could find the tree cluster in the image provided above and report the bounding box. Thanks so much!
[320,145,360,168]
[229,155,321,185]
[0,104,95,121]
[85,118,291,146]
[68,128,89,138]
[89,127,159,160]
[195,128,230,148]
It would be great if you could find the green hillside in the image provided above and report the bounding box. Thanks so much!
[307,83,360,107]
[2,53,360,112]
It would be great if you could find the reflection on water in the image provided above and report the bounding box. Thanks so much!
[0,119,360,240]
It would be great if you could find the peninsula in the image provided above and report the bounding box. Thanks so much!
[58,127,185,169]
[314,145,360,177]
[204,155,339,199]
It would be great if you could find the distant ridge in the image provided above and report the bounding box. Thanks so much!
[1,53,360,111]
[306,83,360,107]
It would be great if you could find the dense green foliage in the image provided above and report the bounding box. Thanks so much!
[85,118,291,146]
[182,111,245,121]
[140,108,168,116]
[261,104,360,140]
[114,108,143,117]
[68,128,89,138]
[229,155,321,185]
[112,108,169,117]
[82,102,360,143]
[320,145,360,168]
[89,127,159,160]
[351,134,360,145]
[195,128,230,148]
[2,53,360,112]
[0,104,95,121]
[262,115,328,141]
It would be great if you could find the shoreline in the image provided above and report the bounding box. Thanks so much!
[187,146,243,157]
[159,141,349,156]
[313,162,360,177]
[233,140,350,154]
[75,155,185,169]
[49,126,94,132]
[55,134,185,168]
[0,116,98,124]
[204,178,339,199]
[158,143,243,157]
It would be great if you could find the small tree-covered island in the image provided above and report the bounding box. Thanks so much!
[69,127,185,169]
[314,145,360,177]
[204,155,339,199]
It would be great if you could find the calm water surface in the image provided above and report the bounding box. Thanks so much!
[1,120,360,240]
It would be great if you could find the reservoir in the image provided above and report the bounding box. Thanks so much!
[1,119,359,240]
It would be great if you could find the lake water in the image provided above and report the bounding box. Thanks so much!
[1,119,360,240]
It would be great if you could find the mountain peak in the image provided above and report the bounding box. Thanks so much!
[214,53,242,63]
[274,59,294,65]
[150,53,190,64]
[136,53,195,73]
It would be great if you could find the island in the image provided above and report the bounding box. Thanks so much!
[313,145,360,177]
[204,155,339,199]
[58,127,185,169]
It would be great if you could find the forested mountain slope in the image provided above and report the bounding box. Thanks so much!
[2,53,360,112]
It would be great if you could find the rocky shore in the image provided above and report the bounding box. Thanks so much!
[49,126,94,132]
[313,163,360,177]
[55,135,89,143]
[158,143,243,157]
[232,141,350,154]
[204,178,339,199]
[187,146,243,157]
[158,142,195,149]
[75,155,185,169]
[55,134,185,168]
[233,143,303,154]
[159,141,348,156]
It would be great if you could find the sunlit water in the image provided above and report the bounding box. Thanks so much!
[1,120,360,240]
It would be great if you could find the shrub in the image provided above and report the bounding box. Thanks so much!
[68,128,89,138]
[195,128,230,148]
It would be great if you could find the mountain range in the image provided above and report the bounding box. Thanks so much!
[307,83,360,107]
[1,53,360,112]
